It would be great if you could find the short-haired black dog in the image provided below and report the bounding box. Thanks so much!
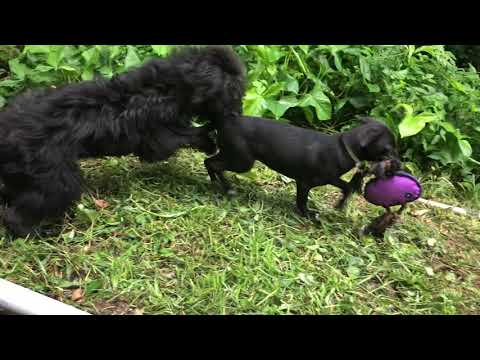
[205,116,399,218]
[0,45,246,237]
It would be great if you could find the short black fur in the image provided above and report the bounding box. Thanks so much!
[205,116,400,220]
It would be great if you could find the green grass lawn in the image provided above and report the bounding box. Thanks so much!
[1,150,479,315]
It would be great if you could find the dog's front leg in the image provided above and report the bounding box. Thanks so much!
[295,181,318,219]
[330,178,353,209]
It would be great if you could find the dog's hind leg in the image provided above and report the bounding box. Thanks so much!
[3,192,48,237]
[204,153,234,194]
[204,152,255,196]
[2,163,83,238]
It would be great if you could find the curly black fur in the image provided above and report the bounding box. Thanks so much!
[0,45,247,237]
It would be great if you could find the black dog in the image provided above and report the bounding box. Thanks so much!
[205,116,399,218]
[0,45,246,237]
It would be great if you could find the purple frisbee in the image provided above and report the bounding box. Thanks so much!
[364,171,422,208]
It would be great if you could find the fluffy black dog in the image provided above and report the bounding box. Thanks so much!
[0,45,247,237]
[205,116,399,219]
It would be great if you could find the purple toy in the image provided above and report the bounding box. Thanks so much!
[364,171,422,208]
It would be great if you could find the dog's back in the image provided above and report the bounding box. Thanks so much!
[219,115,341,179]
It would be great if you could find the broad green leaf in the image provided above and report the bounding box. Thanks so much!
[396,103,414,117]
[35,64,54,72]
[81,68,94,81]
[348,96,369,109]
[299,88,332,121]
[399,111,439,138]
[99,66,113,78]
[342,48,362,56]
[151,45,171,57]
[62,45,79,60]
[439,121,457,134]
[333,52,343,71]
[330,45,349,52]
[82,47,98,64]
[59,65,77,72]
[266,64,277,76]
[266,97,298,119]
[299,45,310,54]
[0,79,21,88]
[243,90,266,116]
[359,57,371,81]
[124,46,141,69]
[46,45,65,69]
[264,46,284,63]
[285,75,299,94]
[8,59,30,80]
[263,82,285,98]
[303,107,315,125]
[0,96,5,109]
[23,45,50,54]
[366,83,380,93]
[335,98,348,112]
[458,139,472,157]
[414,45,444,57]
[251,80,267,94]
[110,45,123,60]
[26,71,57,84]
[449,78,468,94]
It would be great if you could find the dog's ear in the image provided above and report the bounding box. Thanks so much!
[357,126,383,148]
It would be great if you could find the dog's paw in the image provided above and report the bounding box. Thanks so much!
[295,207,321,223]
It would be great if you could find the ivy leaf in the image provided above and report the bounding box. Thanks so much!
[458,139,472,158]
[266,97,298,119]
[124,46,141,70]
[359,57,371,81]
[8,59,31,80]
[243,90,267,116]
[285,75,299,94]
[151,45,171,57]
[46,45,65,69]
[397,104,440,138]
[299,45,310,54]
[299,87,332,121]
[23,45,51,54]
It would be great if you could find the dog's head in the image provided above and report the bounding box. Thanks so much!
[352,117,400,163]
[170,46,247,123]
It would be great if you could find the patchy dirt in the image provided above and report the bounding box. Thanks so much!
[91,299,144,315]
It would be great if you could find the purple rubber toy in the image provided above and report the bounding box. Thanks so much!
[364,171,422,208]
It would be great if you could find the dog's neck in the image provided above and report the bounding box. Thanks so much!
[339,132,363,167]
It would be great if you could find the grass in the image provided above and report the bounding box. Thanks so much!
[0,150,479,315]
